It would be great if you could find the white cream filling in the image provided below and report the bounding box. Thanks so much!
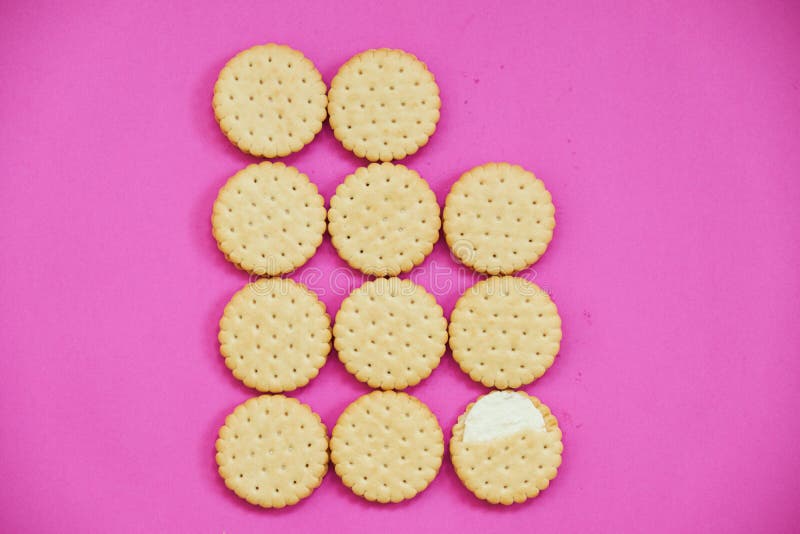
[463,391,545,443]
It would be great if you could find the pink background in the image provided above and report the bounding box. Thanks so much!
[1,1,799,532]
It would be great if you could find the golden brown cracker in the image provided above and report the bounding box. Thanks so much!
[219,278,331,392]
[328,49,440,161]
[216,395,329,508]
[444,162,555,274]
[212,162,326,276]
[327,163,440,276]
[450,391,563,505]
[330,391,443,503]
[213,44,327,157]
[334,278,447,390]
[449,276,562,389]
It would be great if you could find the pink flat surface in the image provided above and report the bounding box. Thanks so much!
[2,1,799,532]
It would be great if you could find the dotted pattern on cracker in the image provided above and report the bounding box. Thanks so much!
[219,278,331,392]
[443,162,555,274]
[330,391,444,503]
[450,392,563,505]
[328,49,440,162]
[333,278,448,390]
[212,162,326,276]
[449,276,562,389]
[216,395,329,508]
[213,44,328,158]
[328,163,440,276]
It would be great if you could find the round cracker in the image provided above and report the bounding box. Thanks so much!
[219,278,331,392]
[328,49,440,161]
[213,44,328,157]
[333,278,447,390]
[449,276,562,389]
[328,163,440,276]
[443,162,555,274]
[216,395,329,508]
[330,391,443,503]
[212,162,326,276]
[450,391,563,505]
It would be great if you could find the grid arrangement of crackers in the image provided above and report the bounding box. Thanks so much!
[208,43,567,508]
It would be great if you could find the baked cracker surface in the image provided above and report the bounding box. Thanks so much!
[328,163,440,276]
[450,392,563,505]
[212,162,326,276]
[216,395,329,508]
[219,278,331,392]
[330,391,444,503]
[334,278,448,390]
[449,276,562,389]
[443,162,555,274]
[213,44,327,157]
[328,49,440,162]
